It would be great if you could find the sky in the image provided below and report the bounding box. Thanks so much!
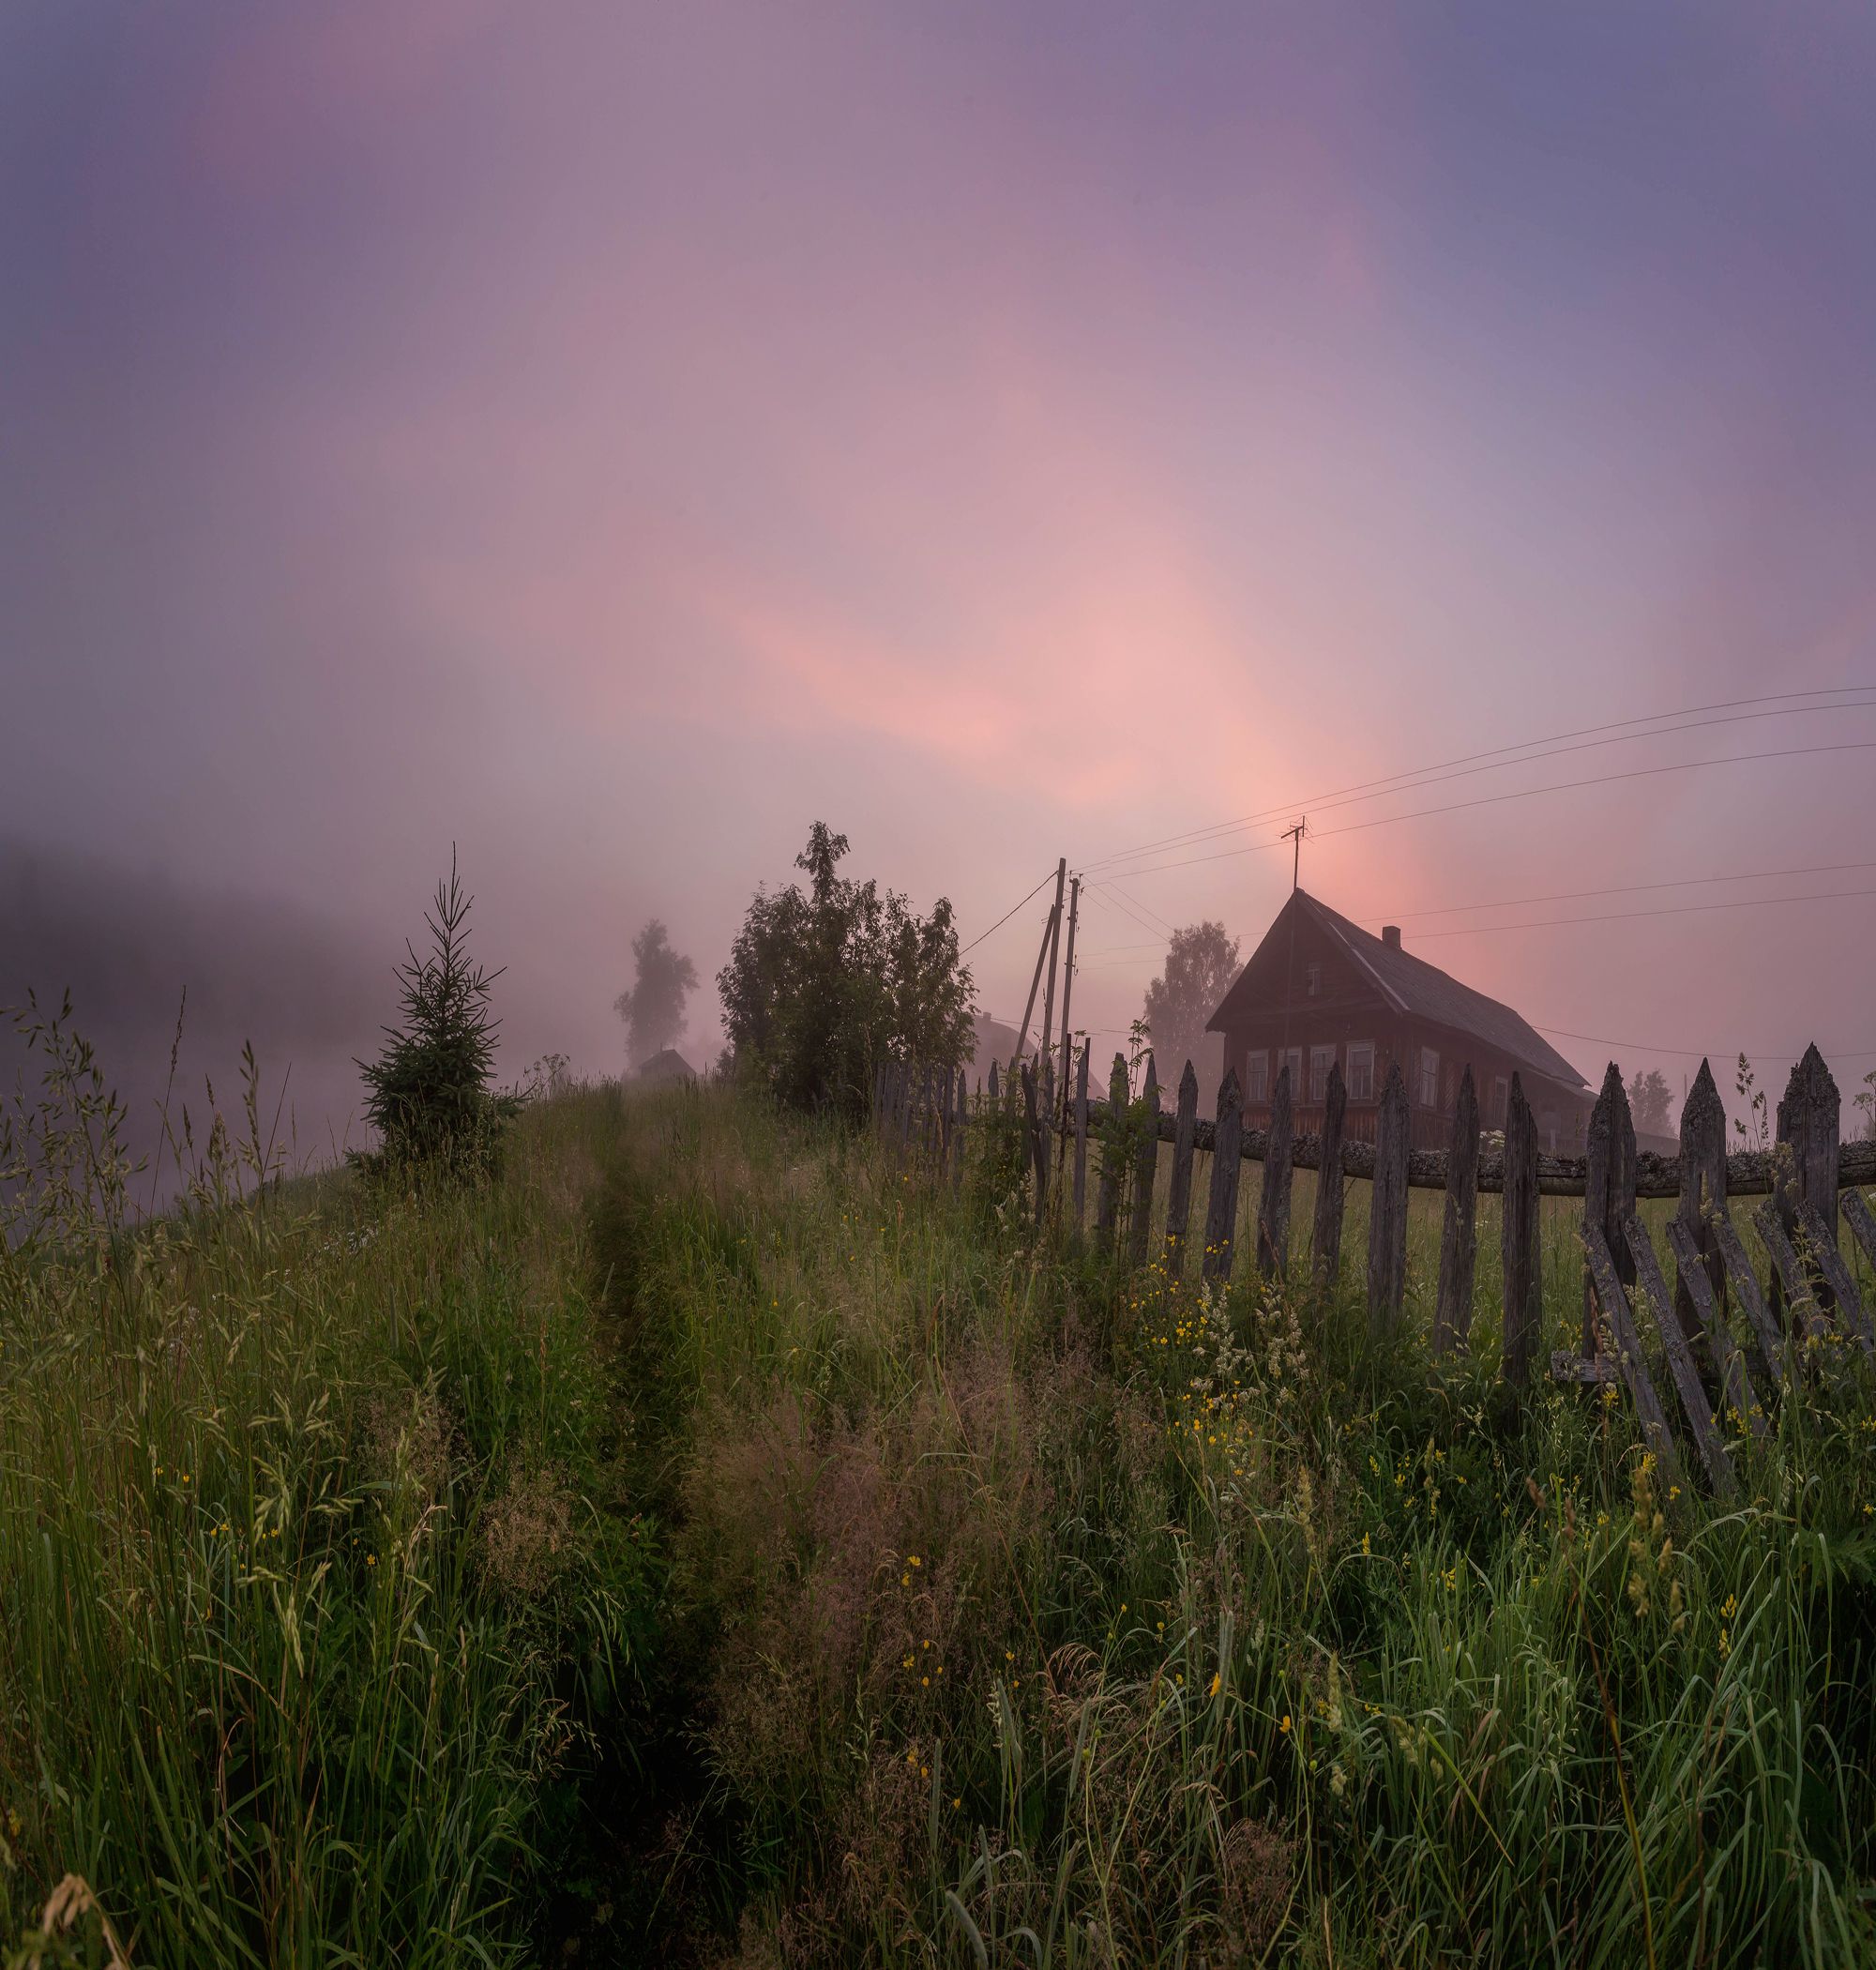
[5,0,1876,1154]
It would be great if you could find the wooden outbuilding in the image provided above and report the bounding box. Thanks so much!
[1205,888,1593,1152]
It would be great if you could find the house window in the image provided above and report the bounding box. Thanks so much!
[1281,1047,1302,1099]
[1246,1050,1268,1102]
[1309,1044,1334,1103]
[1346,1042,1374,1102]
[1304,962,1323,997]
[1492,1075,1508,1126]
[1418,1046,1440,1109]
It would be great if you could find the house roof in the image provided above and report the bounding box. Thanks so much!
[635,1048,698,1084]
[1207,889,1589,1093]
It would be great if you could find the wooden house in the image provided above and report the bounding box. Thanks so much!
[1205,889,1593,1152]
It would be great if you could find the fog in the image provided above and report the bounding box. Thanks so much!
[5,3,1876,1166]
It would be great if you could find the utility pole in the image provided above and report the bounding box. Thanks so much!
[1015,859,1067,1065]
[1036,858,1068,1077]
[1283,816,1308,892]
[1056,874,1080,1140]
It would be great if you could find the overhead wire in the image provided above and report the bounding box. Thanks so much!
[959,870,1059,955]
[1097,739,1876,881]
[1080,685,1876,874]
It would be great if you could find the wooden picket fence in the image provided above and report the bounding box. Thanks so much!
[873,1040,1876,1496]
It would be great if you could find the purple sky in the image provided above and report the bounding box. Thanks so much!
[6,2,1876,1140]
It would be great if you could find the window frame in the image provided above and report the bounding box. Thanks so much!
[1345,1041,1375,1102]
[1418,1045,1440,1110]
[1309,1043,1334,1103]
[1245,1049,1269,1103]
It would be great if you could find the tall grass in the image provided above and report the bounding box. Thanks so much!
[0,1012,657,1966]
[9,1036,1876,1965]
[605,1085,1876,1966]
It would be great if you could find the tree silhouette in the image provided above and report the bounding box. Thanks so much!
[615,919,699,1066]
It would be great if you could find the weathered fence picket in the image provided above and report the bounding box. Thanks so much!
[1022,1062,1048,1228]
[1165,1061,1199,1281]
[1675,1062,1728,1349]
[1095,1053,1127,1252]
[1312,1062,1348,1290]
[1581,1065,1636,1355]
[1432,1066,1478,1356]
[1072,1039,1090,1234]
[1501,1073,1540,1387]
[1710,1213,1787,1390]
[1843,1188,1876,1282]
[1128,1054,1159,1267]
[1625,1215,1735,1498]
[1752,1200,1829,1347]
[1664,1215,1763,1435]
[1202,1069,1244,1285]
[1256,1063,1294,1279]
[1584,1223,1682,1488]
[1367,1062,1409,1332]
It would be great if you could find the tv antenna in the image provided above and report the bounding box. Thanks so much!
[1282,816,1309,891]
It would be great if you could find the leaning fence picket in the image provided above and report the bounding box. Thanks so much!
[1799,1202,1872,1353]
[1433,1066,1479,1356]
[1625,1216,1736,1497]
[1312,1062,1348,1290]
[1752,1200,1830,1347]
[1665,1215,1764,1435]
[1202,1070,1244,1285]
[1256,1063,1294,1280]
[1165,1060,1199,1281]
[1710,1213,1788,1391]
[1584,1223,1682,1489]
[1500,1073,1540,1387]
[1843,1188,1876,1282]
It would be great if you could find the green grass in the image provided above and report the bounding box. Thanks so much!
[8,1067,1876,1965]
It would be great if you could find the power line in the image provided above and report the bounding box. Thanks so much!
[1403,882,1876,939]
[1099,740,1876,881]
[1534,1024,1876,1066]
[1081,685,1876,874]
[960,870,1058,955]
[1356,856,1876,923]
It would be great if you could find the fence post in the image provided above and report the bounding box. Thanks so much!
[1675,1060,1728,1348]
[1022,1062,1048,1229]
[1433,1066,1479,1355]
[1501,1072,1540,1387]
[1072,1039,1091,1235]
[1166,1059,1200,1282]
[1096,1053,1127,1253]
[1128,1053,1159,1267]
[1581,1064,1635,1355]
[1312,1062,1347,1291]
[1257,1061,1294,1280]
[1202,1069,1244,1284]
[1368,1061,1409,1333]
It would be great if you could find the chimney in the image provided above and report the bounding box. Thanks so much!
[1382,925,1402,950]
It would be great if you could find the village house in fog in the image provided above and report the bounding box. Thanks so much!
[1206,889,1594,1153]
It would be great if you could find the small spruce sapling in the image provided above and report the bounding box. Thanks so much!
[357,850,517,1178]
